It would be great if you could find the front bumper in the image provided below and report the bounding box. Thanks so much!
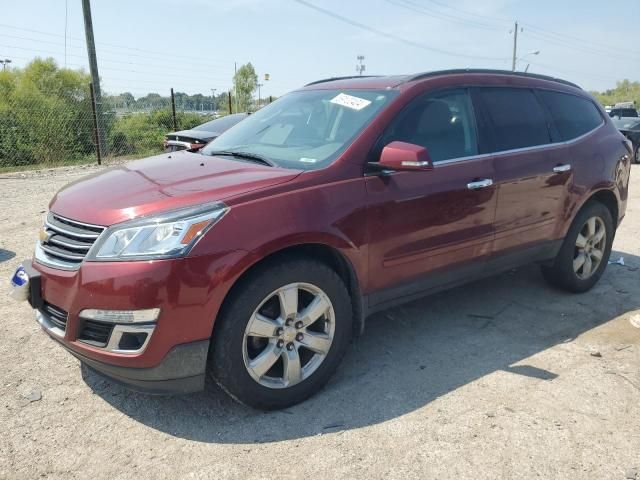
[25,259,212,393]
[25,248,246,391]
[65,337,209,394]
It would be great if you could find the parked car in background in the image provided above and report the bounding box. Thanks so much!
[609,107,638,118]
[608,102,638,118]
[613,116,640,163]
[163,113,249,152]
[13,70,631,409]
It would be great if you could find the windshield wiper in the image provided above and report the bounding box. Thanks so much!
[207,150,275,167]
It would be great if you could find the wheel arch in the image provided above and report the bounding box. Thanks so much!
[214,242,366,340]
[588,188,619,229]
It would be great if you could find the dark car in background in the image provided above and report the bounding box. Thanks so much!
[163,113,249,152]
[613,117,640,163]
[608,107,638,118]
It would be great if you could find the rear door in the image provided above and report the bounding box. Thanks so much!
[473,87,571,258]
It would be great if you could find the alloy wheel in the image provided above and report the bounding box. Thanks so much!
[242,282,335,389]
[573,216,606,280]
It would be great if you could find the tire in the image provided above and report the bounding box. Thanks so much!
[208,257,352,410]
[542,201,614,293]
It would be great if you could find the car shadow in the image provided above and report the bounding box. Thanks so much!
[82,249,640,444]
[0,248,16,263]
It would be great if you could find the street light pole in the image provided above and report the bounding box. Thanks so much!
[511,21,519,72]
[517,50,540,72]
[211,88,217,112]
[356,55,366,76]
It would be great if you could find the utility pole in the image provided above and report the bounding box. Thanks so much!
[356,55,366,76]
[511,20,519,72]
[64,0,68,67]
[170,88,177,131]
[211,88,217,112]
[82,0,107,155]
[234,62,239,114]
[257,83,263,107]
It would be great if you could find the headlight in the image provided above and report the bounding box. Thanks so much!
[87,202,228,261]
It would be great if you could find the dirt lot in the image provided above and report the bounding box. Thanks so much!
[0,164,639,479]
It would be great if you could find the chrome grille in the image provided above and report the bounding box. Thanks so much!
[40,302,68,331]
[40,213,105,267]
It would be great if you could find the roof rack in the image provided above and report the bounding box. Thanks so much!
[305,75,378,86]
[405,69,581,89]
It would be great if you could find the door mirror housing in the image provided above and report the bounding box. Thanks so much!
[378,141,433,171]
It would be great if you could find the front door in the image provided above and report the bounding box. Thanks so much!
[365,88,497,309]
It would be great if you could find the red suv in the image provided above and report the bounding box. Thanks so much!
[14,70,632,409]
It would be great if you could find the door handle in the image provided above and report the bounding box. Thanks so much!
[466,179,493,190]
[553,164,571,173]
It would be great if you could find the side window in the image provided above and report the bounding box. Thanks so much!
[379,89,478,163]
[538,90,603,141]
[475,87,550,152]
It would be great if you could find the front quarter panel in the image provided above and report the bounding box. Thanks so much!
[189,171,369,310]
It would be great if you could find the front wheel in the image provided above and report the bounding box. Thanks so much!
[209,258,352,410]
[542,201,614,292]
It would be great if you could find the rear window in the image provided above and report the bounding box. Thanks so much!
[475,88,551,152]
[610,108,638,118]
[612,117,640,131]
[195,114,246,132]
[538,90,603,141]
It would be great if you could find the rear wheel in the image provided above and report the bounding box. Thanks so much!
[209,258,352,410]
[542,201,614,292]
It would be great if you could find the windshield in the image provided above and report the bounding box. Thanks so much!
[201,89,397,170]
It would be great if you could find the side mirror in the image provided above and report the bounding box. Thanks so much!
[378,141,433,171]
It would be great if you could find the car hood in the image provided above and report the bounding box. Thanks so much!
[50,151,302,226]
[165,129,216,141]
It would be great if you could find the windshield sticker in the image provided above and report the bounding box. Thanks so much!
[330,93,372,111]
[299,157,318,163]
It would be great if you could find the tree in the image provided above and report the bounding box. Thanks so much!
[590,79,640,109]
[0,58,94,167]
[233,62,258,112]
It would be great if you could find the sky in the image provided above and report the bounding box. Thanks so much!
[1,0,639,98]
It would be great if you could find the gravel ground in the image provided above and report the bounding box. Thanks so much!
[0,164,639,480]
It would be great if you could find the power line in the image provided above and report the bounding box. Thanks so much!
[525,59,621,84]
[422,0,512,24]
[0,43,234,81]
[406,0,640,58]
[386,0,504,31]
[0,23,231,66]
[292,0,507,61]
[522,22,640,58]
[0,31,231,70]
[523,30,640,63]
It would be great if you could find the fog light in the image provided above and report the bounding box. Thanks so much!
[79,308,160,324]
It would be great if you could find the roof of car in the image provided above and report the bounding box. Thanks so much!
[303,69,581,90]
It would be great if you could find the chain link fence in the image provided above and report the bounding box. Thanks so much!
[0,80,221,172]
